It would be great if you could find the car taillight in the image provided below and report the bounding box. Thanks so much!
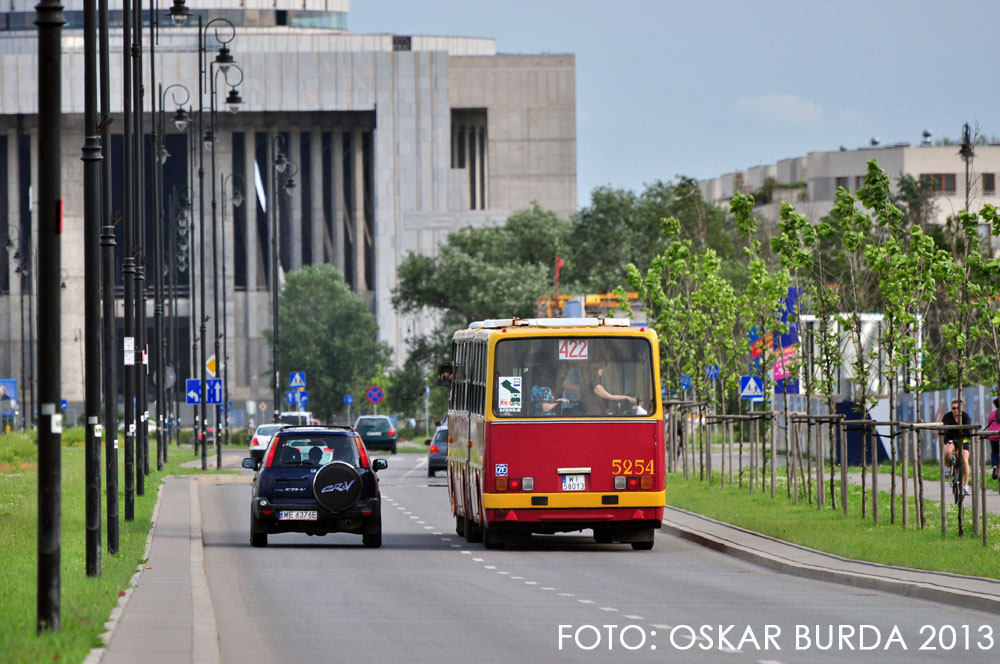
[263,440,279,468]
[251,436,259,447]
[356,435,370,468]
[429,444,440,454]
[388,428,396,437]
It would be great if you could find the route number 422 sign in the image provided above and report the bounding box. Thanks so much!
[558,339,588,360]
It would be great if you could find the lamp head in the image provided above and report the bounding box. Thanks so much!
[231,189,245,208]
[173,107,189,132]
[274,151,287,173]
[215,44,235,73]
[169,0,189,27]
[283,176,298,196]
[225,87,243,114]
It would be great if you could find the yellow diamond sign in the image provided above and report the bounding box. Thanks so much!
[205,354,217,377]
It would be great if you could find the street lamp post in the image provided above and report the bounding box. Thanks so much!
[221,173,245,448]
[199,16,237,469]
[269,135,297,420]
[209,63,242,468]
[4,230,27,431]
[155,83,189,470]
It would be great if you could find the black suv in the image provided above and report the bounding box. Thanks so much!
[242,426,388,548]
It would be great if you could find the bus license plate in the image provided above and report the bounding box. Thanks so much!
[279,510,317,521]
[561,475,586,491]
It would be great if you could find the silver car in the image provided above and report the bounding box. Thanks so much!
[249,423,285,461]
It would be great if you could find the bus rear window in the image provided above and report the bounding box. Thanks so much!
[493,337,654,418]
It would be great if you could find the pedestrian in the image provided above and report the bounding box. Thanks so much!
[985,397,1000,480]
[248,415,255,432]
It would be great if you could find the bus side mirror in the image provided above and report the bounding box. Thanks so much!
[437,363,453,387]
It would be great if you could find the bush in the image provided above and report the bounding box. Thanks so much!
[0,432,37,467]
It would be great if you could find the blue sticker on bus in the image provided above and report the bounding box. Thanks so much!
[495,464,508,477]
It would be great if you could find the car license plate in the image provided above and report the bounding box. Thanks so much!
[561,474,586,491]
[278,510,317,520]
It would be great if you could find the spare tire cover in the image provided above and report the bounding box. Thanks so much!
[312,461,363,512]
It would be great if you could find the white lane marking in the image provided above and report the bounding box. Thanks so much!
[440,537,452,541]
[432,531,442,535]
[498,571,510,575]
[450,544,461,548]
[559,593,574,597]
[542,587,554,591]
[599,607,618,612]
[511,576,523,580]
[651,624,670,629]
[624,615,644,620]
[484,565,496,569]
[525,581,538,585]
[472,558,484,562]
[416,520,425,524]
[409,516,419,520]
[577,599,594,604]
[402,458,429,478]
[423,526,433,530]
[460,550,471,555]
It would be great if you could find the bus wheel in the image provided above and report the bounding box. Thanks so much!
[593,529,612,544]
[630,527,655,550]
[631,540,654,551]
[455,515,465,538]
[483,527,506,550]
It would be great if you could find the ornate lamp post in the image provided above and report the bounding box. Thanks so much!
[221,172,245,447]
[269,135,297,420]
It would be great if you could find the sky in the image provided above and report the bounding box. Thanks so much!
[349,0,1000,209]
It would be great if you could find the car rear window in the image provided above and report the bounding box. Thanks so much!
[355,417,390,431]
[271,434,359,468]
[433,429,448,444]
[255,424,283,436]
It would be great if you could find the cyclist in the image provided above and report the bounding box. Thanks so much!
[941,399,972,495]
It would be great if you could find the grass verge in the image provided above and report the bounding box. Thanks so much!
[666,472,1000,580]
[0,432,236,664]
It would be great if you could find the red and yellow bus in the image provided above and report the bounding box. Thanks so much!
[441,317,664,550]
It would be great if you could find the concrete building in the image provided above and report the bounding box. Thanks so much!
[699,139,1000,227]
[0,0,577,421]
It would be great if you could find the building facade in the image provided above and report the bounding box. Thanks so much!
[699,141,1000,227]
[0,0,577,420]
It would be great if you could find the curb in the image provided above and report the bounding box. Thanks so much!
[661,507,1000,615]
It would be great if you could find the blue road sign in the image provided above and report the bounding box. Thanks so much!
[206,379,223,405]
[300,392,309,405]
[186,379,201,404]
[740,375,764,402]
[343,394,354,406]
[286,390,297,405]
[289,371,306,389]
[680,375,692,391]
[705,364,720,380]
[60,399,67,411]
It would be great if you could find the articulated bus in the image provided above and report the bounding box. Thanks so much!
[441,318,664,550]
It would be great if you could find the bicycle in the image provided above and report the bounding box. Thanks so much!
[949,446,965,505]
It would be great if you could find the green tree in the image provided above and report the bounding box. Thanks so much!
[276,264,392,421]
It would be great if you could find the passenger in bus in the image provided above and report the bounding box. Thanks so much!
[531,384,569,416]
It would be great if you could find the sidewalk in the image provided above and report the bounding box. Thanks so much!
[86,451,246,664]
[662,507,1000,613]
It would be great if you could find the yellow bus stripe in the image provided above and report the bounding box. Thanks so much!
[482,490,665,509]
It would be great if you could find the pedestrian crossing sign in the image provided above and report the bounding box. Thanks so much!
[740,375,764,401]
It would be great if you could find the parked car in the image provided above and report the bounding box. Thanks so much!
[248,423,285,460]
[242,425,388,548]
[353,415,397,454]
[425,423,448,477]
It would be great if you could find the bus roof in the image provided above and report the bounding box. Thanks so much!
[467,317,632,330]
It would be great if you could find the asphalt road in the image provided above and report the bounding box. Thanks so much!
[197,453,1000,663]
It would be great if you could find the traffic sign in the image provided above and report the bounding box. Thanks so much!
[705,364,720,380]
[740,375,764,401]
[343,394,354,406]
[290,371,306,389]
[366,385,384,404]
[300,392,309,406]
[185,378,201,404]
[205,354,217,377]
[205,378,223,405]
[286,390,298,405]
[679,375,691,391]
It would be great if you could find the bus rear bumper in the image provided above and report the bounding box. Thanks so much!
[487,506,662,528]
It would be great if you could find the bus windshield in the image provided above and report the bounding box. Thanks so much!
[492,336,655,418]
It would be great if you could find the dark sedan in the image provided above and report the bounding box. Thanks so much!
[242,426,387,548]
[425,423,448,477]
